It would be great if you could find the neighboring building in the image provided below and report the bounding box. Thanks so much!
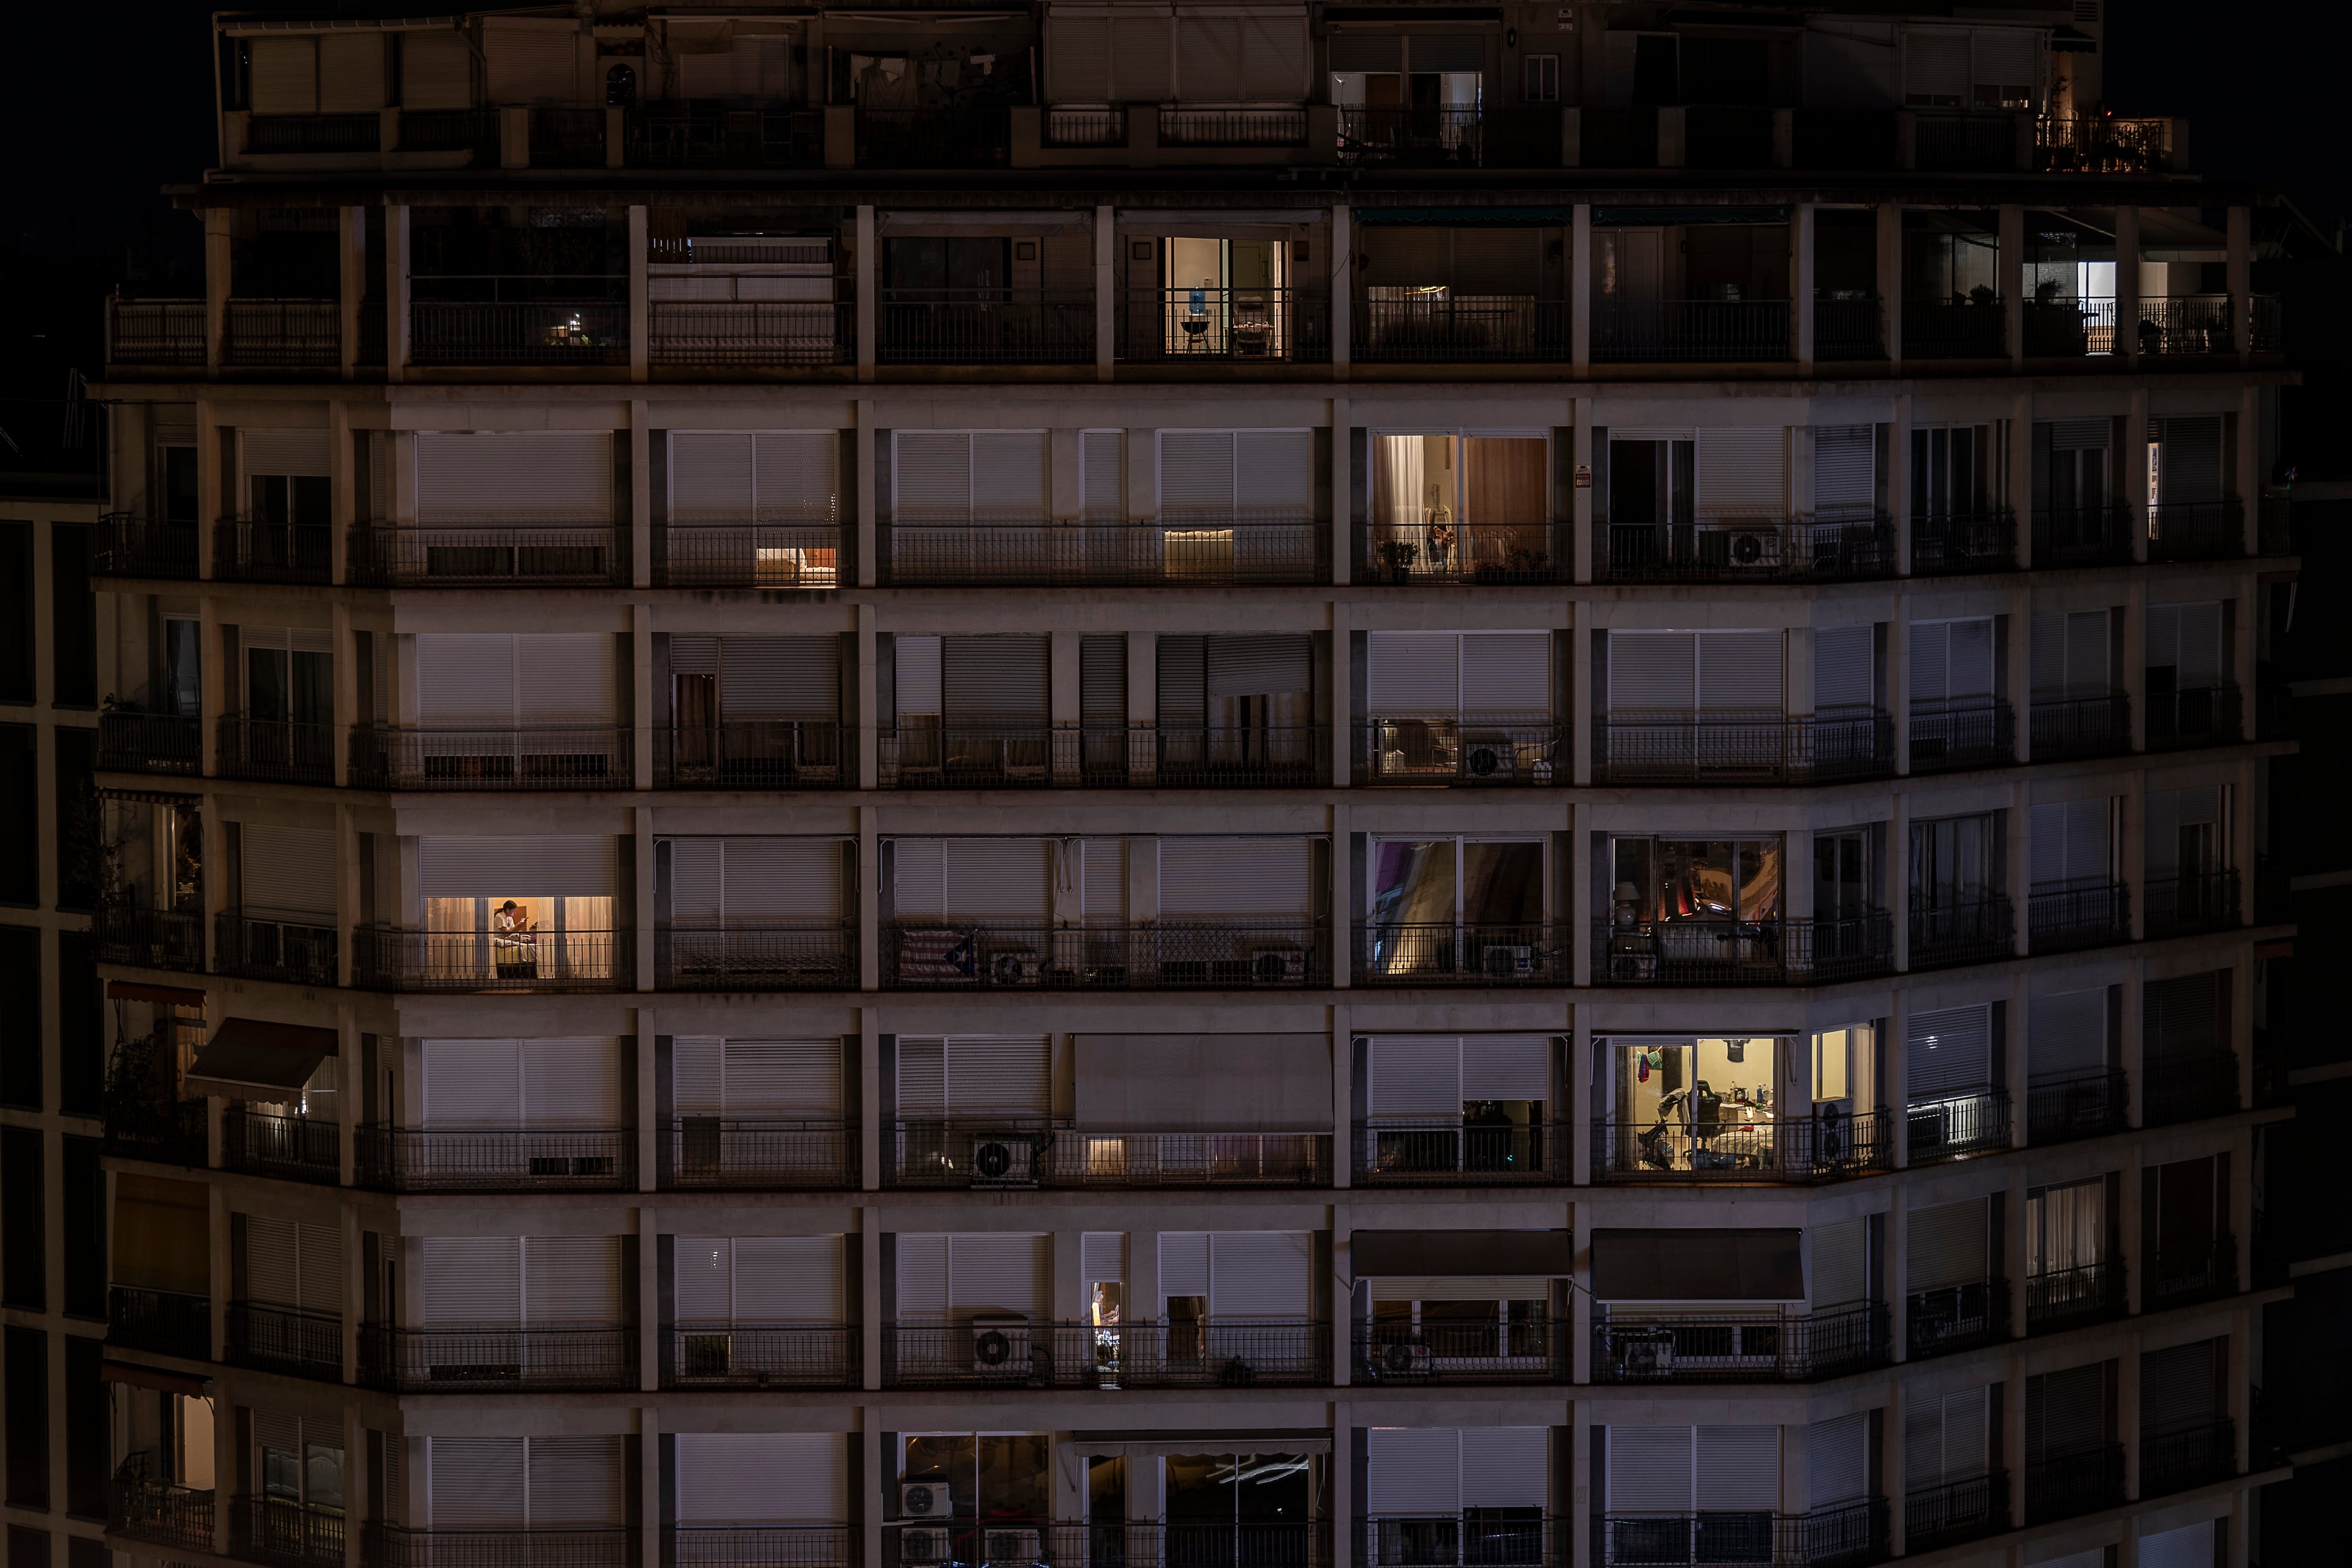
[73,6,2298,1568]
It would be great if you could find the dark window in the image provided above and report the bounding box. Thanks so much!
[1,1129,45,1310]
[0,727,34,907]
[0,927,37,1109]
[60,1141,102,1322]
[62,1337,105,1521]
[47,525,93,709]
[55,933,97,1118]
[52,730,94,914]
[0,523,30,704]
[67,1536,105,1568]
[162,447,200,526]
[7,1526,48,1568]
[4,1326,49,1510]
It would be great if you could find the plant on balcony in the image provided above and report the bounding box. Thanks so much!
[1376,539,1419,581]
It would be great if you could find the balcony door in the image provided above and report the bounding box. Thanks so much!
[1164,1449,1320,1568]
[1607,836,1785,959]
[1909,813,1994,916]
[1364,1427,1545,1565]
[1605,1036,1783,1174]
[1361,1033,1551,1175]
[676,1433,845,1527]
[1367,838,1544,978]
[417,834,618,984]
[1365,630,1552,781]
[2025,1177,2109,1281]
[1602,1425,1780,1564]
[251,1412,342,1553]
[1910,426,1989,520]
[2145,600,2224,731]
[2032,419,2110,518]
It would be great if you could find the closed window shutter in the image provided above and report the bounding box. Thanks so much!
[416,433,610,523]
[1809,1416,1869,1509]
[1408,32,1485,72]
[897,434,974,523]
[1949,618,1994,698]
[241,824,336,918]
[973,433,1049,520]
[1460,1428,1546,1509]
[1046,11,1112,100]
[1368,1428,1461,1514]
[1971,27,2036,94]
[1907,1198,1989,1292]
[1161,432,1234,519]
[1368,1036,1461,1117]
[1236,431,1312,516]
[670,839,722,923]
[416,634,518,724]
[424,1039,522,1126]
[2157,417,2223,505]
[671,434,755,522]
[253,1410,302,1460]
[2142,1338,2219,1431]
[894,1234,949,1318]
[430,1438,525,1529]
[523,1236,621,1325]
[2030,798,2111,886]
[484,19,580,105]
[1697,429,1786,518]
[517,634,615,725]
[1206,634,1312,699]
[943,635,1050,719]
[1369,633,1460,714]
[1608,632,1696,710]
[318,32,386,111]
[2168,602,2222,688]
[526,1436,625,1528]
[2029,989,2107,1077]
[673,1038,723,1114]
[2047,419,2107,452]
[1910,622,1951,705]
[523,1037,623,1127]
[948,1233,1049,1316]
[1159,1233,1210,1300]
[890,841,947,920]
[669,636,720,676]
[1081,637,1127,726]
[733,1236,842,1321]
[1460,633,1551,715]
[719,1038,843,1117]
[1238,9,1311,99]
[1810,1218,1866,1308]
[1081,1233,1123,1287]
[1904,30,1969,100]
[1329,34,1402,71]
[422,1237,521,1323]
[2138,1524,2214,1568]
[1208,1231,1310,1317]
[402,31,474,111]
[246,1215,301,1307]
[2145,973,2220,1062]
[1694,1427,1779,1511]
[1815,625,1874,711]
[943,839,1053,921]
[943,1035,1054,1117]
[250,37,319,114]
[418,836,618,897]
[678,1434,844,1525]
[1157,635,1207,726]
[1606,1427,1694,1513]
[1155,836,1311,918]
[674,1238,732,1320]
[2029,1363,2107,1458]
[752,434,838,523]
[1112,10,1176,100]
[721,839,844,922]
[243,430,333,478]
[299,1222,343,1313]
[1907,1004,1992,1098]
[1081,431,1124,520]
[2147,786,2219,878]
[1814,426,1875,516]
[1175,13,1242,100]
[895,635,943,718]
[1083,839,1126,921]
[1698,630,1784,711]
[2067,610,2109,695]
[1461,1035,1549,1101]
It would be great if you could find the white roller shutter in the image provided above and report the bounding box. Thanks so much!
[1080,430,1124,521]
[421,1238,521,1323]
[1368,633,1459,714]
[1814,625,1875,711]
[1205,634,1311,699]
[943,1035,1053,1116]
[1369,1036,1462,1118]
[1162,431,1236,517]
[517,634,617,724]
[1810,1218,1866,1308]
[2028,990,2107,1077]
[526,1437,625,1528]
[1368,1428,1460,1514]
[1159,1233,1210,1300]
[1238,6,1312,99]
[947,1233,1049,1316]
[418,836,617,897]
[424,1039,522,1126]
[1903,29,1970,102]
[895,435,972,523]
[1814,426,1875,516]
[250,37,319,115]
[674,1238,731,1321]
[943,635,1050,719]
[2032,610,2111,696]
[941,840,1052,921]
[1606,1427,1694,1513]
[890,840,946,920]
[693,1038,842,1117]
[1608,632,1695,710]
[753,434,839,523]
[402,30,474,110]
[1695,1428,1779,1511]
[1082,1233,1124,1288]
[720,637,838,721]
[241,824,335,918]
[723,839,844,922]
[415,633,517,724]
[671,433,755,521]
[1460,633,1552,714]
[1045,9,1111,100]
[1809,1414,1868,1508]
[524,1236,622,1325]
[2030,798,2111,886]
[2142,1339,2219,1432]
[319,33,386,113]
[1911,618,1995,704]
[483,17,581,105]
[294,1223,342,1314]
[243,429,332,478]
[523,1037,623,1126]
[974,433,1049,520]
[429,1438,525,1529]
[892,1038,948,1116]
[1174,11,1242,100]
[1458,1429,1547,1508]
[1236,431,1312,515]
[415,432,610,523]
[1908,1199,1989,1292]
[1462,1035,1551,1101]
[1083,839,1126,921]
[670,840,721,924]
[732,1237,843,1321]
[246,1216,300,1307]
[1970,27,2037,98]
[1908,1003,1992,1098]
[894,635,943,718]
[1208,1231,1310,1317]
[894,1234,948,1320]
[1156,836,1311,918]
[1698,429,1787,518]
[2138,1523,2214,1568]
[1906,1386,1989,1484]
[1698,630,1785,711]
[678,1434,844,1525]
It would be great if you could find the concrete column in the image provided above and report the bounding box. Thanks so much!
[2010,586,2034,763]
[1331,800,1351,988]
[2116,205,2142,367]
[334,790,358,991]
[2119,1320,2142,1496]
[386,206,409,382]
[2129,383,2151,563]
[633,805,655,991]
[1890,391,1913,573]
[1329,1200,1351,1380]
[2010,779,2032,957]
[1332,203,1352,376]
[1331,395,1351,586]
[636,1006,658,1195]
[2003,1347,2027,1525]
[1570,1009,1592,1169]
[631,400,652,589]
[1877,205,1902,364]
[1128,630,1156,785]
[329,399,353,590]
[1999,204,2025,368]
[632,604,654,790]
[1793,203,1816,372]
[1888,991,1911,1167]
[856,400,878,588]
[338,207,363,380]
[2227,206,2252,365]
[857,603,879,789]
[1094,204,1114,383]
[1569,1420,1592,1568]
[2238,386,2262,554]
[1330,602,1351,791]
[1330,1001,1350,1191]
[204,207,230,373]
[627,205,649,383]
[859,1014,882,1191]
[2125,578,2149,765]
[2005,1165,2030,1319]
[856,205,877,382]
[1330,1412,1355,1568]
[637,1200,658,1384]
[1570,204,1593,373]
[640,1407,662,1568]
[2009,392,2034,570]
[859,804,880,991]
[1570,401,1594,584]
[2121,954,2145,1144]
[1570,620,1593,786]
[1890,592,1911,776]
[500,104,529,167]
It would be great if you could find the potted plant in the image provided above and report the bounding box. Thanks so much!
[1376,538,1419,582]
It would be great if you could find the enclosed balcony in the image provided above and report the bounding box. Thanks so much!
[1354,721,1561,787]
[656,722,849,788]
[653,524,845,590]
[1589,1302,1891,1383]
[884,922,1328,991]
[1352,223,1565,365]
[354,1125,637,1192]
[646,232,847,370]
[1907,895,2014,970]
[411,282,629,368]
[879,724,1325,789]
[233,1494,348,1568]
[890,1123,1330,1190]
[215,515,330,583]
[366,1524,636,1568]
[358,1323,638,1393]
[1590,713,1893,786]
[2147,1236,2236,1310]
[1117,286,1331,365]
[1353,922,1566,987]
[1355,1121,1566,1187]
[660,1119,860,1191]
[879,1319,1327,1389]
[213,909,337,986]
[2037,114,2174,173]
[220,298,341,369]
[216,715,333,785]
[660,1323,859,1389]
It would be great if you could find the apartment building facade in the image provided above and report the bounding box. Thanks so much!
[78,6,2295,1568]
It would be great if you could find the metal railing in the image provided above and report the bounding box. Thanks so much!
[1044,106,1124,146]
[410,300,629,366]
[1906,1091,2011,1164]
[884,922,1328,990]
[2023,297,2118,357]
[1902,299,2006,358]
[222,1106,341,1183]
[2030,505,2134,568]
[247,111,380,152]
[1915,108,2020,169]
[348,523,629,587]
[856,106,1012,169]
[882,518,1327,587]
[626,106,823,169]
[1353,297,1567,362]
[1905,1277,2009,1358]
[1355,1320,1570,1385]
[213,909,338,986]
[2145,869,2241,937]
[1589,1109,1892,1183]
[97,900,207,973]
[1912,510,2017,574]
[892,1124,1330,1189]
[1589,1303,1891,1383]
[2135,296,2237,356]
[108,1285,211,1358]
[106,299,205,366]
[1907,895,2014,969]
[2025,1261,2126,1333]
[367,1524,638,1568]
[2028,879,2130,953]
[668,1526,854,1568]
[1353,521,1567,584]
[2252,294,2282,352]
[1598,517,1895,582]
[2147,499,2246,562]
[1338,106,1486,164]
[90,513,198,577]
[217,714,335,783]
[1354,922,1569,987]
[656,721,847,788]
[2148,1236,2237,1307]
[2259,497,2295,558]
[661,1120,859,1190]
[1361,1514,1557,1568]
[880,723,1325,789]
[2144,1051,2239,1127]
[102,1096,208,1165]
[397,108,499,155]
[656,925,857,991]
[1592,712,1895,785]
[880,1319,1328,1389]
[2029,694,2132,760]
[1906,699,2015,772]
[225,1300,344,1379]
[650,301,852,367]
[351,926,632,992]
[235,1494,348,1568]
[1814,297,1885,359]
[877,290,1093,365]
[2038,114,2171,172]
[2140,1419,2236,1496]
[1355,721,1562,786]
[1592,914,1895,987]
[1597,1501,1887,1568]
[653,523,846,587]
[349,724,632,790]
[355,1125,636,1191]
[2023,1442,2124,1525]
[1594,299,1791,362]
[359,1324,638,1392]
[1355,1122,1567,1185]
[1902,1470,2009,1554]
[1117,287,1330,363]
[2146,685,2243,750]
[110,1466,216,1553]
[881,1522,1325,1568]
[2027,1068,2129,1145]
[661,1324,859,1389]
[97,709,202,775]
[222,299,340,368]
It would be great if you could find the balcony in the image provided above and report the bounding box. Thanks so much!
[1158,106,1312,148]
[366,1524,637,1568]
[358,1324,638,1393]
[1594,298,1789,363]
[214,910,338,986]
[2147,1236,2237,1309]
[1591,914,1895,988]
[2147,500,2246,562]
[879,724,1325,789]
[881,1523,1321,1568]
[1355,1319,1570,1386]
[877,289,1093,365]
[1362,1515,1556,1568]
[222,299,340,369]
[1916,109,2020,170]
[354,1125,636,1192]
[890,1124,1329,1190]
[856,106,1011,169]
[655,925,856,991]
[2145,869,2241,938]
[396,108,499,156]
[108,1285,211,1358]
[2030,505,2133,569]
[2146,685,2243,752]
[102,1093,208,1166]
[2028,879,2130,954]
[350,725,632,790]
[218,715,335,785]
[97,709,202,776]
[1353,520,1567,584]
[880,517,1325,587]
[2144,1052,2239,1127]
[110,1463,216,1554]
[97,900,206,973]
[1906,1278,2009,1359]
[661,1119,859,1190]
[1902,1470,2009,1555]
[1354,1122,1567,1187]
[348,523,629,587]
[1815,296,1885,359]
[1598,1501,1887,1568]
[661,1323,859,1389]
[409,286,630,368]
[106,298,205,367]
[879,1319,1328,1389]
[352,925,625,992]
[626,105,823,169]
[2023,1443,2124,1526]
[2023,297,2119,357]
[2136,296,2262,357]
[1911,511,2017,574]
[2026,1068,2129,1145]
[650,300,852,369]
[91,513,198,578]
[670,1526,853,1568]
[222,1106,340,1184]
[1902,299,2005,359]
[1355,922,1567,987]
[1592,713,1895,785]
[1353,296,1567,363]
[652,522,844,588]
[225,1300,343,1381]
[1355,721,1561,786]
[1590,1304,1891,1384]
[235,1495,347,1568]
[1117,288,1330,364]
[1908,896,2014,969]
[885,922,1328,991]
[1906,1091,2011,1165]
[2140,1419,2236,1496]
[655,721,847,788]
[1338,106,1486,166]
[1597,518,1894,583]
[2259,497,2295,558]
[2028,694,2130,760]
[1907,699,2014,773]
[2025,1261,2126,1334]
[215,515,331,582]
[1588,1109,1891,1183]
[2038,114,2173,173]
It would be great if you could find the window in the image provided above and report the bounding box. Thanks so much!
[1813,829,1872,923]
[244,628,332,729]
[0,523,29,703]
[1366,839,1544,977]
[898,1434,1051,1521]
[1368,433,1552,577]
[3,1326,46,1509]
[1523,54,1559,102]
[1610,837,1783,925]
[162,446,200,525]
[1,1129,44,1310]
[1812,1026,1872,1107]
[1606,1036,1784,1170]
[161,618,202,717]
[2027,1177,2107,1277]
[1910,814,1995,907]
[49,525,94,708]
[0,727,34,907]
[1911,426,1991,518]
[0,929,36,1109]
[254,1413,343,1521]
[418,836,619,984]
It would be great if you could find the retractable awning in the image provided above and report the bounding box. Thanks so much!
[1351,1229,1574,1277]
[1590,1228,1804,1300]
[183,1019,337,1101]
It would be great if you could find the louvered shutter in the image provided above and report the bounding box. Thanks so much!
[670,839,722,923]
[1112,9,1176,100]
[894,635,943,718]
[2066,610,2109,696]
[1081,431,1124,520]
[319,33,386,113]
[1239,7,1311,99]
[942,840,1052,921]
[430,1439,525,1529]
[2162,602,2222,688]
[2028,990,2107,1077]
[418,836,617,897]
[1083,840,1126,921]
[1907,1004,1992,1098]
[724,839,844,921]
[1810,1218,1866,1308]
[1814,427,1875,516]
[1698,631,1784,711]
[1606,1428,1695,1513]
[416,634,516,724]
[2139,1524,2213,1568]
[1809,1415,1868,1509]
[424,1039,521,1126]
[2145,973,2221,1062]
[671,434,754,522]
[1906,1387,1988,1485]
[1369,633,1459,714]
[1081,637,1127,726]
[1157,635,1206,725]
[2142,1338,2219,1432]
[1910,622,1951,705]
[243,429,332,478]
[1460,633,1552,715]
[253,1410,301,1462]
[678,1434,844,1525]
[722,1038,843,1116]
[1814,625,1874,711]
[890,840,946,920]
[2157,417,2223,505]
[402,30,474,110]
[1695,1428,1779,1511]
[524,1237,620,1325]
[1461,1035,1550,1101]
[2145,786,2219,879]
[1368,1429,1462,1514]
[299,1222,343,1314]
[752,434,838,523]
[1904,30,1970,101]
[241,824,336,918]
[1609,632,1696,710]
[894,1235,948,1319]
[948,1234,1048,1316]
[897,434,973,523]
[1460,1429,1547,1509]
[671,637,719,678]
[2035,1554,2103,1568]
[250,37,319,114]
[1368,1036,1462,1117]
[421,1238,521,1323]
[1159,1233,1210,1300]
[1206,634,1312,699]
[1175,11,1242,100]
[526,1437,625,1528]
[946,1035,1053,1116]
[1908,1199,1989,1292]
[674,1238,732,1320]
[1328,33,1402,71]
[1082,1233,1123,1287]
[1236,431,1312,516]
[973,433,1048,521]
[523,1037,622,1127]
[484,18,580,105]
[1951,618,1994,698]
[415,433,610,523]
[1209,1231,1310,1317]
[247,1215,301,1307]
[1161,432,1235,518]
[733,1236,842,1321]
[1697,429,1786,518]
[673,1038,723,1115]
[2030,798,2111,886]
[1046,9,1113,100]
[2030,1363,2107,1458]
[1409,32,1485,72]
[1971,27,2037,97]
[943,635,1050,719]
[1155,836,1311,918]
[516,634,615,724]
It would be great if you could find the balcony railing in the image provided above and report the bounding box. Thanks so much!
[358,1324,638,1392]
[1906,698,2014,772]
[1907,895,2014,970]
[367,1524,637,1568]
[2147,500,2246,562]
[1592,712,1895,785]
[1353,296,1567,363]
[235,1494,348,1568]
[2144,1051,2239,1127]
[2146,685,2243,751]
[1354,922,1568,987]
[661,1119,859,1190]
[879,1319,1328,1389]
[877,290,1093,365]
[106,298,205,366]
[1362,1514,1559,1568]
[348,523,629,587]
[2025,1261,2126,1333]
[222,299,341,368]
[1355,1319,1570,1385]
[1595,299,1790,362]
[655,925,855,991]
[222,1106,340,1183]
[1598,1501,1887,1568]
[1592,914,1895,987]
[2023,1442,2124,1526]
[2135,296,2243,356]
[352,925,630,992]
[102,1096,208,1165]
[2038,114,2172,173]
[1598,518,1894,582]
[1906,1277,2009,1359]
[108,1285,212,1358]
[2030,505,2134,569]
[1902,1470,2009,1554]
[650,301,852,368]
[2029,694,2131,761]
[1589,1303,1892,1384]
[2148,1236,2237,1308]
[1911,510,2017,574]
[2023,297,2118,357]
[1906,1091,2011,1164]
[1338,106,1486,165]
[91,513,198,578]
[2027,1068,2129,1145]
[669,1526,852,1568]
[225,1300,343,1379]
[1117,288,1330,363]
[110,1467,216,1554]
[1815,297,1885,359]
[397,108,500,156]
[350,724,631,790]
[879,724,1326,789]
[884,922,1328,990]
[409,297,630,366]
[1355,1122,1568,1185]
[656,721,849,788]
[247,110,380,152]
[1355,721,1561,786]
[2140,1419,2236,1496]
[881,517,1326,587]
[1353,520,1567,584]
[626,105,823,169]
[881,1522,1323,1568]
[355,1125,636,1191]
[2145,869,2241,938]
[652,523,844,588]
[97,900,207,973]
[215,516,332,587]
[1902,299,2006,358]
[1915,109,2020,170]
[2028,879,2130,953]
[214,909,338,986]
[856,106,1011,169]
[1589,1109,1892,1183]
[97,709,202,775]
[661,1323,859,1389]
[217,714,335,784]
[891,1123,1331,1190]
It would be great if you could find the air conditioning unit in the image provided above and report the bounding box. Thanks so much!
[899,1527,951,1564]
[1483,943,1536,979]
[1727,530,1776,567]
[899,1482,950,1519]
[678,1332,733,1378]
[1462,742,1511,778]
[986,945,1041,985]
[970,1315,1032,1375]
[967,1132,1037,1185]
[1248,942,1307,984]
[1613,1327,1675,1379]
[981,1528,1041,1565]
[1378,1340,1433,1379]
